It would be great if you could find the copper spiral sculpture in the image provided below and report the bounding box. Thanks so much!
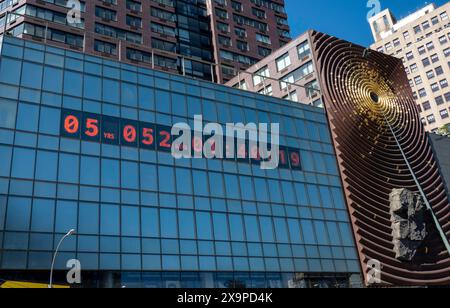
[310,31,450,286]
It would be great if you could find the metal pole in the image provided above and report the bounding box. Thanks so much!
[181,57,186,76]
[49,229,75,288]
[151,50,154,69]
[384,115,450,256]
[210,64,215,83]
[44,22,48,43]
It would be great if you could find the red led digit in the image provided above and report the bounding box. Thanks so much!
[206,139,216,156]
[64,115,79,134]
[159,130,171,148]
[237,143,247,158]
[279,150,287,165]
[250,145,260,160]
[123,125,137,143]
[192,136,203,153]
[290,151,300,167]
[142,128,154,145]
[85,118,99,137]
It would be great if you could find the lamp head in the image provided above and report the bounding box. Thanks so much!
[67,229,76,236]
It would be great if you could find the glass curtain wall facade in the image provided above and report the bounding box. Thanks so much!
[0,36,359,288]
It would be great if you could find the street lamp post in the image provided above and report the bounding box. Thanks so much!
[48,229,76,288]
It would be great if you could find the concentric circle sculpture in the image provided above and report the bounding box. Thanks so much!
[310,31,450,286]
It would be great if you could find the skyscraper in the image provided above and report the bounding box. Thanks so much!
[207,0,291,83]
[0,0,290,83]
[369,2,450,133]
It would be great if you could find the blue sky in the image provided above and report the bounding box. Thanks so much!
[286,0,449,47]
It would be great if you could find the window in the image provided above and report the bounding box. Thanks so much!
[431,82,440,92]
[217,22,229,32]
[0,98,17,129]
[6,197,31,231]
[95,6,117,21]
[218,35,231,46]
[422,57,431,67]
[406,51,414,61]
[306,80,319,97]
[283,91,298,102]
[215,8,228,19]
[431,16,439,25]
[276,53,291,71]
[426,70,435,79]
[122,206,139,236]
[422,21,430,30]
[445,47,450,57]
[235,27,246,38]
[297,41,310,58]
[393,38,400,47]
[418,88,427,98]
[152,38,176,53]
[151,23,176,37]
[160,209,177,238]
[403,31,410,40]
[221,65,235,76]
[440,79,448,88]
[410,63,418,73]
[252,7,266,19]
[196,212,212,240]
[385,42,392,51]
[236,40,248,51]
[280,61,313,89]
[435,66,444,76]
[256,33,271,44]
[31,199,55,232]
[418,45,426,55]
[440,109,449,119]
[426,41,434,51]
[431,53,439,63]
[435,95,444,105]
[414,76,423,85]
[95,22,141,43]
[231,1,243,11]
[258,84,272,96]
[439,35,448,45]
[252,66,270,86]
[151,8,175,22]
[79,203,99,234]
[257,47,271,57]
[12,148,36,179]
[440,12,448,21]
[427,114,436,124]
[21,62,42,89]
[178,210,195,239]
[413,25,421,34]
[445,92,450,102]
[234,79,247,90]
[94,40,117,55]
[422,101,431,110]
[126,0,141,12]
[126,15,142,28]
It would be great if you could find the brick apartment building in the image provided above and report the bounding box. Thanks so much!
[0,0,290,83]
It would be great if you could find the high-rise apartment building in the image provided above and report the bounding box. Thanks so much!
[0,0,216,81]
[225,31,322,108]
[0,0,290,83]
[369,2,450,132]
[208,0,291,83]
